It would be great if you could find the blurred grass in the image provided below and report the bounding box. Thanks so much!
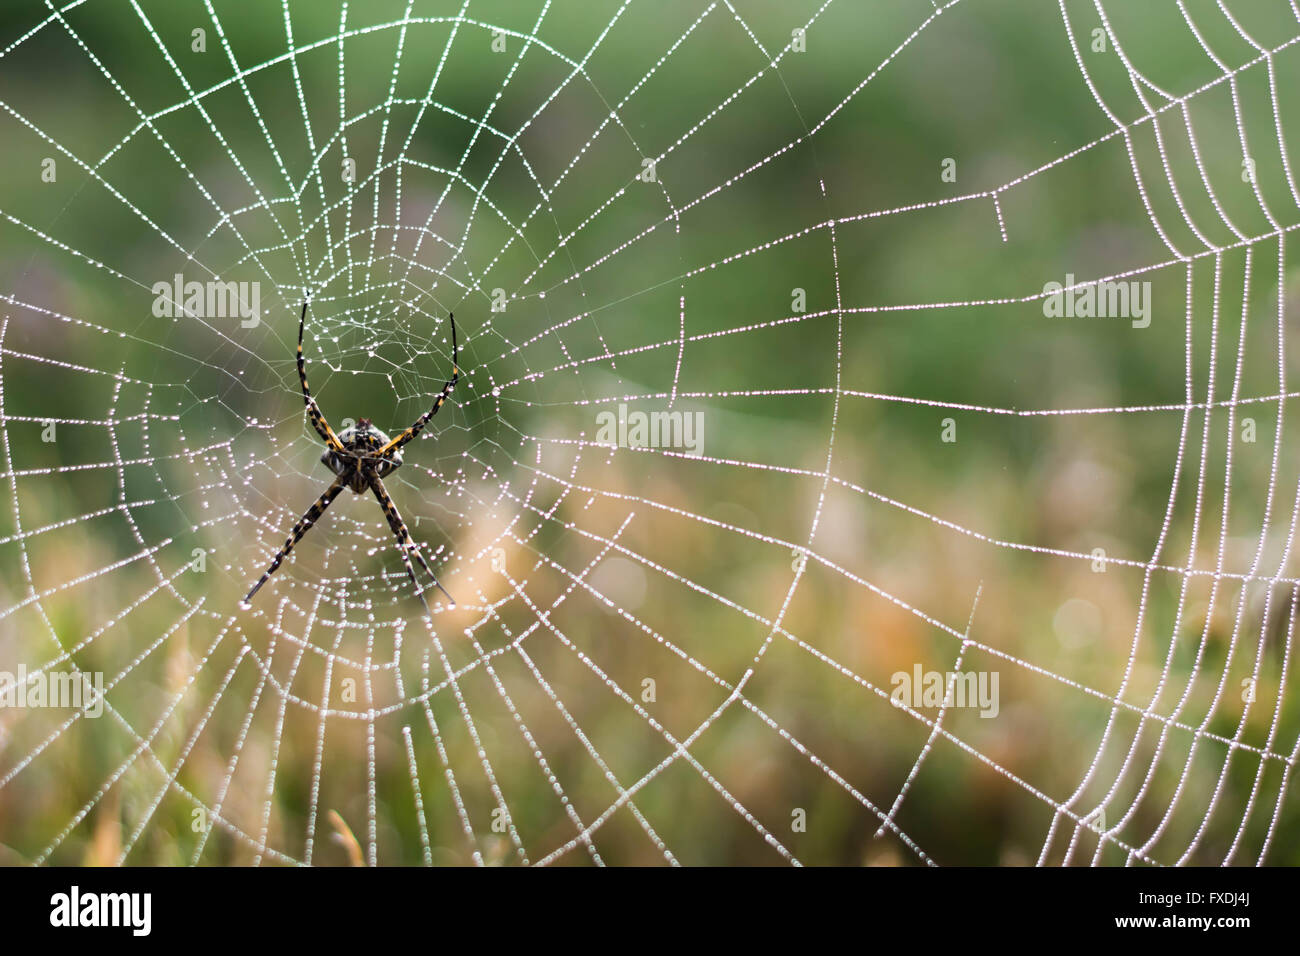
[0,0,1298,865]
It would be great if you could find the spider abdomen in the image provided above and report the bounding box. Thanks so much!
[336,421,394,448]
[323,421,403,491]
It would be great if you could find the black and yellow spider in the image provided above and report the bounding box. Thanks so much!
[243,301,459,609]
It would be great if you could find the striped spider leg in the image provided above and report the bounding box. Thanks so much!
[377,311,459,458]
[297,300,345,454]
[243,476,346,605]
[370,475,454,607]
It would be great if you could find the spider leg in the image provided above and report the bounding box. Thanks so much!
[298,300,346,453]
[243,475,347,605]
[377,312,458,457]
[370,475,455,606]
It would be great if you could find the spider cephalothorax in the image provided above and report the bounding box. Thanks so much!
[243,301,459,609]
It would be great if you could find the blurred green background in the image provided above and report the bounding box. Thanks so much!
[0,0,1298,865]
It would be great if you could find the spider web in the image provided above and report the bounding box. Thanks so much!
[1,0,1298,866]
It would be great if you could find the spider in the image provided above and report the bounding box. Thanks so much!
[242,301,459,610]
